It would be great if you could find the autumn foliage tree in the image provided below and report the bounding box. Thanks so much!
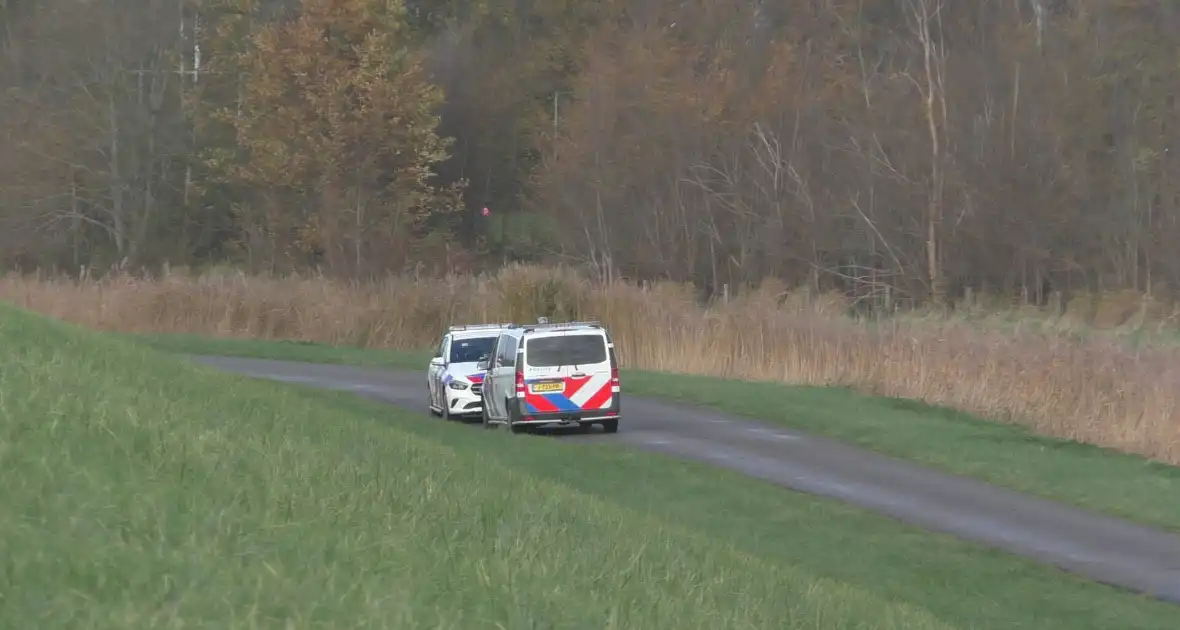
[6,0,1180,312]
[205,0,464,275]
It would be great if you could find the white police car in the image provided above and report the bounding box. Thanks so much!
[427,323,514,421]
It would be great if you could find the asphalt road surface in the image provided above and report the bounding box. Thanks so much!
[192,355,1180,605]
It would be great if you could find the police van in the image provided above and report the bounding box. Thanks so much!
[477,319,621,433]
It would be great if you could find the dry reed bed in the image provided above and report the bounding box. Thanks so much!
[2,265,1177,465]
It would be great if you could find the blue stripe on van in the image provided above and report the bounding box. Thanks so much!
[540,393,580,412]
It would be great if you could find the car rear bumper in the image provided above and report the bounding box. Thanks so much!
[510,396,620,426]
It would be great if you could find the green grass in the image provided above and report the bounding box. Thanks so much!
[131,333,1180,533]
[0,315,1174,627]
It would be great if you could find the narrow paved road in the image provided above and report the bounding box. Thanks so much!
[192,355,1180,605]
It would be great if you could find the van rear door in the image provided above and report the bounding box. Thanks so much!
[520,330,613,414]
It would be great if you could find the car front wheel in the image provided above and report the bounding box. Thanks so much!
[428,386,441,416]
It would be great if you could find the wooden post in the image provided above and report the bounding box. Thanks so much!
[1049,290,1063,316]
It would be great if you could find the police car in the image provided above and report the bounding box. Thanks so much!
[477,319,621,434]
[427,323,514,421]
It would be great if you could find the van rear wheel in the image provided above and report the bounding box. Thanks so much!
[601,419,619,434]
[505,399,524,434]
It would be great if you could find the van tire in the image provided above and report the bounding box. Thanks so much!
[506,400,525,434]
[601,419,619,434]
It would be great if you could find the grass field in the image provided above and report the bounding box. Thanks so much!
[2,309,1179,627]
[134,333,1180,533]
[4,265,1180,467]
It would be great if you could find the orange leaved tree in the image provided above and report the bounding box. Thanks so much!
[209,0,464,275]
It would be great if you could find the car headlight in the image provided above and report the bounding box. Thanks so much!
[447,380,469,390]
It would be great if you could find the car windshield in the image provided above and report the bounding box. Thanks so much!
[449,336,496,363]
[525,334,607,367]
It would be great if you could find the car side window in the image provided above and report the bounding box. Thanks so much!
[434,336,447,359]
[491,334,508,367]
[494,337,506,366]
[485,337,500,366]
[496,336,517,367]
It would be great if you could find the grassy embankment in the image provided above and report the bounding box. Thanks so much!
[2,304,1179,628]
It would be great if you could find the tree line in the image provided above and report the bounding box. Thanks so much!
[1,0,1177,306]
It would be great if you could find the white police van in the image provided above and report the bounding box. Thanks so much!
[478,319,621,433]
[427,323,514,421]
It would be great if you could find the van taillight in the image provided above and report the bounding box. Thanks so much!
[515,370,525,395]
[611,367,619,386]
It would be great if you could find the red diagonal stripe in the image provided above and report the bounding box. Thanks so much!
[563,374,591,398]
[525,391,557,413]
[583,383,614,410]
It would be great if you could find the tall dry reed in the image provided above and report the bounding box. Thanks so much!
[2,264,1178,465]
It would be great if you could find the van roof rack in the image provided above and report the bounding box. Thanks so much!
[448,323,515,332]
[522,320,601,332]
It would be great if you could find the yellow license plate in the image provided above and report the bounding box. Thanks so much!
[531,381,563,393]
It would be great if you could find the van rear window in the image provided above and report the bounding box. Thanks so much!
[525,334,607,367]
